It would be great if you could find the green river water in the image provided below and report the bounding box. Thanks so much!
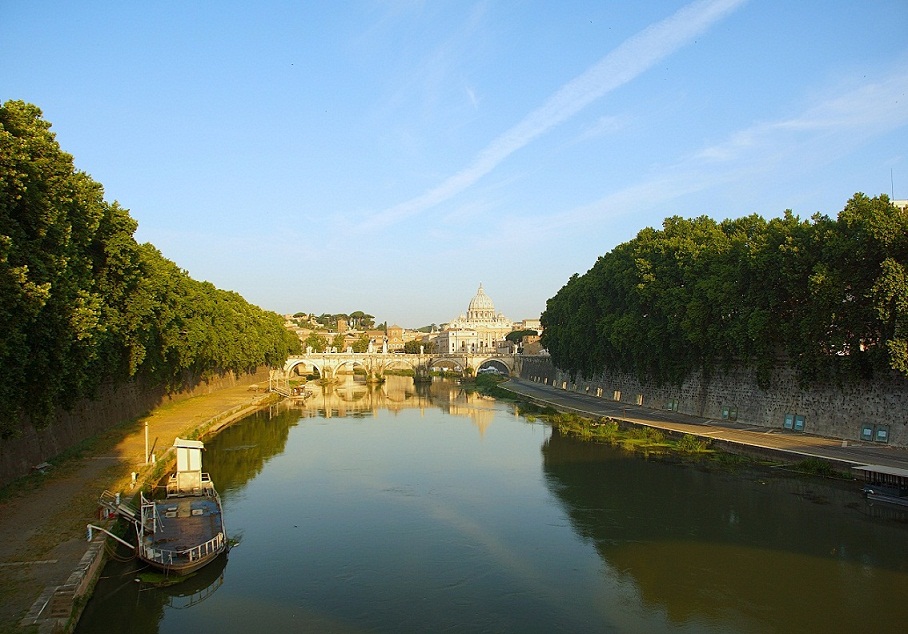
[76,376,908,633]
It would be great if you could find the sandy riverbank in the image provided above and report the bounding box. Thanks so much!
[0,382,277,633]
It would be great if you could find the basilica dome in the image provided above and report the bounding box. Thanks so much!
[467,284,495,320]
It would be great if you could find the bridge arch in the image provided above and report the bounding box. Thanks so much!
[280,352,517,385]
[286,358,327,379]
[477,358,511,375]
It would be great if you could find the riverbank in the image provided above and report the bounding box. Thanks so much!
[500,377,908,475]
[0,382,278,633]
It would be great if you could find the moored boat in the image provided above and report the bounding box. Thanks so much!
[853,464,908,507]
[98,437,228,575]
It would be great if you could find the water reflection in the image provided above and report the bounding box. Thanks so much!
[78,378,908,633]
[289,375,500,436]
[205,408,298,494]
[77,548,228,633]
[541,426,908,631]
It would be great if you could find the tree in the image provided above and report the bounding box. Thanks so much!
[304,332,328,352]
[0,100,300,435]
[404,339,435,354]
[350,333,370,353]
[506,329,538,343]
[541,195,908,388]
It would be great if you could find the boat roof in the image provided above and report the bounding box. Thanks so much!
[174,437,205,450]
[853,464,908,478]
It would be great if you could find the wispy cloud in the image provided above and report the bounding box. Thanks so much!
[696,66,908,163]
[530,62,908,235]
[355,0,748,231]
[465,85,479,110]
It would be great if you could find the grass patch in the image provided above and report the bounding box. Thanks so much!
[677,433,710,453]
[790,457,847,478]
[467,373,515,399]
[545,412,713,457]
[384,368,415,377]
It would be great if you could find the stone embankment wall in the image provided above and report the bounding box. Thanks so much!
[518,356,908,447]
[0,368,269,487]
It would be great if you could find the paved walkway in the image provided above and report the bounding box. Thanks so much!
[502,377,908,472]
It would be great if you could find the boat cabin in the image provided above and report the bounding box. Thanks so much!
[168,437,215,496]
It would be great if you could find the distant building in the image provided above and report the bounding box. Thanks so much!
[386,324,405,351]
[516,318,542,334]
[435,284,516,353]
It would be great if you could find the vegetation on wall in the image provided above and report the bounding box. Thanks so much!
[0,100,300,437]
[541,195,908,388]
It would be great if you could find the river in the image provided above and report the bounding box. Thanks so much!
[77,376,908,632]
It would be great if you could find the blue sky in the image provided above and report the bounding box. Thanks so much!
[3,0,907,328]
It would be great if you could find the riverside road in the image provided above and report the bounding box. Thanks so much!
[502,377,908,473]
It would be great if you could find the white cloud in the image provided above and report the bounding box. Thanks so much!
[354,0,748,232]
[465,85,479,110]
[696,66,908,163]
[538,62,908,232]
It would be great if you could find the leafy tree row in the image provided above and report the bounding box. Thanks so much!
[541,195,908,388]
[0,100,300,437]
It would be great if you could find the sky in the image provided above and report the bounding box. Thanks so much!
[2,1,908,328]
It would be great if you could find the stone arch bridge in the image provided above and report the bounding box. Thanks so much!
[276,351,518,386]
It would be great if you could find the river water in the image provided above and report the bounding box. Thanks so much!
[78,376,908,633]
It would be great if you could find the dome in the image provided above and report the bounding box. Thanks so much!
[468,284,495,313]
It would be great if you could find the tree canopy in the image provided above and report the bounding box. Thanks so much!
[541,196,908,387]
[506,329,539,343]
[0,100,300,436]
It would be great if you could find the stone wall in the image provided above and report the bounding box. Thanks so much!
[518,356,908,447]
[0,368,269,487]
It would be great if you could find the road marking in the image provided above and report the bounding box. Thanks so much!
[0,560,58,567]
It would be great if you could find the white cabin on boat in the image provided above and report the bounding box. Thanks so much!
[169,438,213,496]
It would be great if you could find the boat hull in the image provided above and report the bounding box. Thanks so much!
[138,493,228,576]
[864,488,908,508]
[138,548,226,576]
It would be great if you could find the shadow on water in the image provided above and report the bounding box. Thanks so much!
[77,549,228,633]
[203,407,298,494]
[541,426,908,630]
[75,408,297,634]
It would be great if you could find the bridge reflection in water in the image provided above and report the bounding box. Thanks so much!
[286,375,501,437]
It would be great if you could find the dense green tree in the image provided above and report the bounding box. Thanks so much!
[403,339,435,354]
[350,333,370,353]
[506,329,539,343]
[347,310,375,329]
[0,101,299,437]
[303,332,328,353]
[541,195,908,387]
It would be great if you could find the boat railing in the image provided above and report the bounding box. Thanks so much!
[98,489,140,523]
[166,472,217,496]
[142,531,225,566]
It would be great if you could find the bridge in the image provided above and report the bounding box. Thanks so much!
[273,351,518,389]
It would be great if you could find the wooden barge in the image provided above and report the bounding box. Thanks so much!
[98,438,228,575]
